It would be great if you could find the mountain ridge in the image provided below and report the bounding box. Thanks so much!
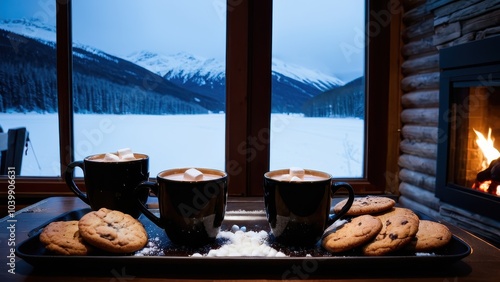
[0,17,363,115]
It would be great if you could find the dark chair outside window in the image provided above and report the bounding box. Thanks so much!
[0,126,28,175]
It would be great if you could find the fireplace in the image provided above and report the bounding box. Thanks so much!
[436,36,500,223]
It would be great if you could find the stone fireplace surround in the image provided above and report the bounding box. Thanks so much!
[397,0,500,247]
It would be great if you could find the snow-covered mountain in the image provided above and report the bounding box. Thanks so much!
[127,50,344,92]
[1,18,357,114]
[0,18,55,45]
[0,18,120,63]
[127,51,225,82]
[127,50,346,112]
[271,58,345,91]
[127,51,226,102]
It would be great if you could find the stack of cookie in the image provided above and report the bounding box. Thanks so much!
[39,208,148,255]
[322,196,452,256]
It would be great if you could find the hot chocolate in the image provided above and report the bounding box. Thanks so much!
[161,168,224,181]
[89,148,145,162]
[163,173,222,181]
[267,168,329,182]
[270,173,328,182]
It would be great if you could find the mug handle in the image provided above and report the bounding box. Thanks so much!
[135,181,165,228]
[328,181,355,224]
[64,161,90,205]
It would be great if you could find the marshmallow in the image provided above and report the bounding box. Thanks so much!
[117,148,135,161]
[184,168,203,181]
[289,167,305,179]
[120,153,136,160]
[290,176,302,182]
[103,153,120,162]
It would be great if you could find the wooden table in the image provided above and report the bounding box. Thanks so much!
[1,196,499,282]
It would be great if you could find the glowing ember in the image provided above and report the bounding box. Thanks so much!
[472,180,500,196]
[473,128,500,169]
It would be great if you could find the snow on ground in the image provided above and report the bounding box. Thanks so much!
[0,113,364,178]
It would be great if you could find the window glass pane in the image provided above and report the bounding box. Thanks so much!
[72,0,226,176]
[0,0,60,176]
[271,0,366,178]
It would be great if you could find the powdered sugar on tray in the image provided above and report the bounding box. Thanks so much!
[133,218,351,257]
[191,225,287,257]
[133,225,288,257]
[135,237,161,256]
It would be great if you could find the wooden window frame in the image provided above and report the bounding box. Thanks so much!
[1,0,400,201]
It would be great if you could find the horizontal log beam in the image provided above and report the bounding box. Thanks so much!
[399,181,441,210]
[399,168,436,192]
[402,0,427,15]
[403,16,435,40]
[398,153,437,175]
[401,125,439,143]
[401,37,436,57]
[400,108,439,125]
[401,72,439,92]
[400,139,438,159]
[402,1,430,24]
[401,89,439,108]
[398,195,441,219]
[401,53,439,74]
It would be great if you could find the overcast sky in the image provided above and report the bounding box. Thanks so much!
[1,0,365,81]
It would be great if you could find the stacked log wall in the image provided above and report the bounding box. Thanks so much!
[398,0,500,220]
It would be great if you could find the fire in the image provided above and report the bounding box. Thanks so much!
[473,128,500,196]
[473,128,500,169]
[473,180,500,196]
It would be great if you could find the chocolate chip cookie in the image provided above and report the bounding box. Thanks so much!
[333,196,396,216]
[39,220,94,255]
[322,214,383,253]
[405,220,452,252]
[362,214,419,256]
[78,208,148,253]
[374,207,420,223]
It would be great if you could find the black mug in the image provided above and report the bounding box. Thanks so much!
[65,153,149,218]
[136,168,228,246]
[263,168,355,246]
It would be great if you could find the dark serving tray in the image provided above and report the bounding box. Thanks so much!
[16,208,471,274]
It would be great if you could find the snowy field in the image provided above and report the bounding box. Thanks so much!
[0,113,364,178]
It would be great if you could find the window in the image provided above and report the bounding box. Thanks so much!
[270,0,365,178]
[0,0,59,177]
[71,0,226,177]
[1,0,397,197]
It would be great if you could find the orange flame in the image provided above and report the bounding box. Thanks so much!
[473,128,500,169]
